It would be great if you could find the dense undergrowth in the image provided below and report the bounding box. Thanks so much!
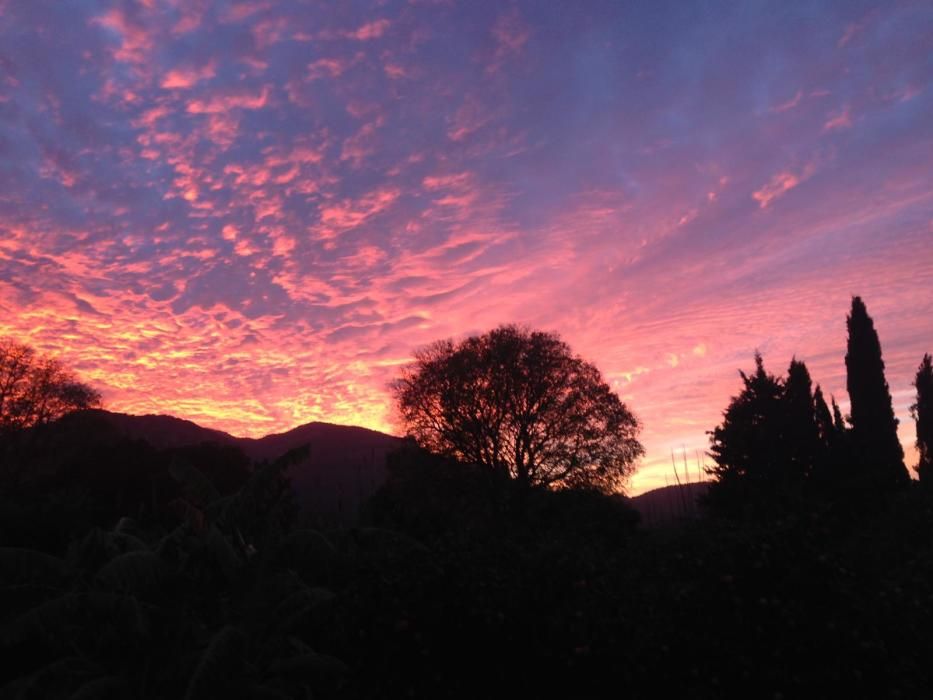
[3,439,933,699]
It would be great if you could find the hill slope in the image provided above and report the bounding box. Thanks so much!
[629,481,710,525]
[43,409,402,523]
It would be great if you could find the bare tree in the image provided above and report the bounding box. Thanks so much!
[0,338,101,433]
[393,325,643,493]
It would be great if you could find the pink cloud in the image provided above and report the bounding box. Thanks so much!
[307,57,356,80]
[222,1,273,24]
[447,96,490,141]
[423,172,472,190]
[133,104,171,129]
[348,19,390,41]
[488,9,530,73]
[319,188,400,233]
[772,90,803,113]
[340,116,384,166]
[752,172,800,208]
[91,7,154,66]
[383,63,408,80]
[161,61,217,89]
[187,85,270,113]
[823,106,852,132]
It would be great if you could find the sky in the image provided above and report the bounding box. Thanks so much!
[1,0,931,493]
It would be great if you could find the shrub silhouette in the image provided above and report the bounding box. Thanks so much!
[0,447,348,699]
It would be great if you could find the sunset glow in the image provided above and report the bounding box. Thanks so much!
[1,1,931,492]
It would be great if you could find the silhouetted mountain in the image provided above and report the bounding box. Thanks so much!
[629,481,709,524]
[38,409,402,523]
[239,422,401,521]
[49,409,239,449]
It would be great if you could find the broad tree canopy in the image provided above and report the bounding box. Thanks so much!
[393,325,643,493]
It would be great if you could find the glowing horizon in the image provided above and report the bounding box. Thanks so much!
[1,1,931,494]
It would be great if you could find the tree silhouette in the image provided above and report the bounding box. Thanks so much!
[912,354,933,483]
[813,385,834,444]
[811,385,849,485]
[0,339,101,434]
[706,353,788,512]
[831,396,847,434]
[393,325,644,493]
[844,297,908,487]
[783,359,822,480]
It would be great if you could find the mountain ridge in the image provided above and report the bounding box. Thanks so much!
[46,409,402,523]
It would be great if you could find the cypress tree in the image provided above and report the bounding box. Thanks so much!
[813,385,834,444]
[844,296,908,486]
[811,385,838,485]
[831,397,846,434]
[912,354,933,483]
[783,359,821,480]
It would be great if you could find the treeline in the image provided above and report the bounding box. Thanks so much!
[706,296,932,516]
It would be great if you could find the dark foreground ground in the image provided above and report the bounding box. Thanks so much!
[2,441,933,699]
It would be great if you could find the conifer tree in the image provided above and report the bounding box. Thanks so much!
[844,296,908,486]
[831,397,847,434]
[707,354,787,513]
[811,384,839,484]
[783,359,821,479]
[912,354,933,483]
[813,385,834,444]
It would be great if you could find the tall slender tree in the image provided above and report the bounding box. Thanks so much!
[912,354,933,483]
[844,296,908,486]
[811,385,841,485]
[783,359,821,480]
[831,397,847,434]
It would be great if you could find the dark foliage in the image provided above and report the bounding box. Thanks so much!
[708,298,913,516]
[914,354,933,483]
[811,384,847,485]
[845,296,909,487]
[351,447,933,698]
[706,354,792,514]
[0,445,348,699]
[393,325,644,492]
[5,419,933,699]
[783,358,823,479]
[366,441,640,548]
